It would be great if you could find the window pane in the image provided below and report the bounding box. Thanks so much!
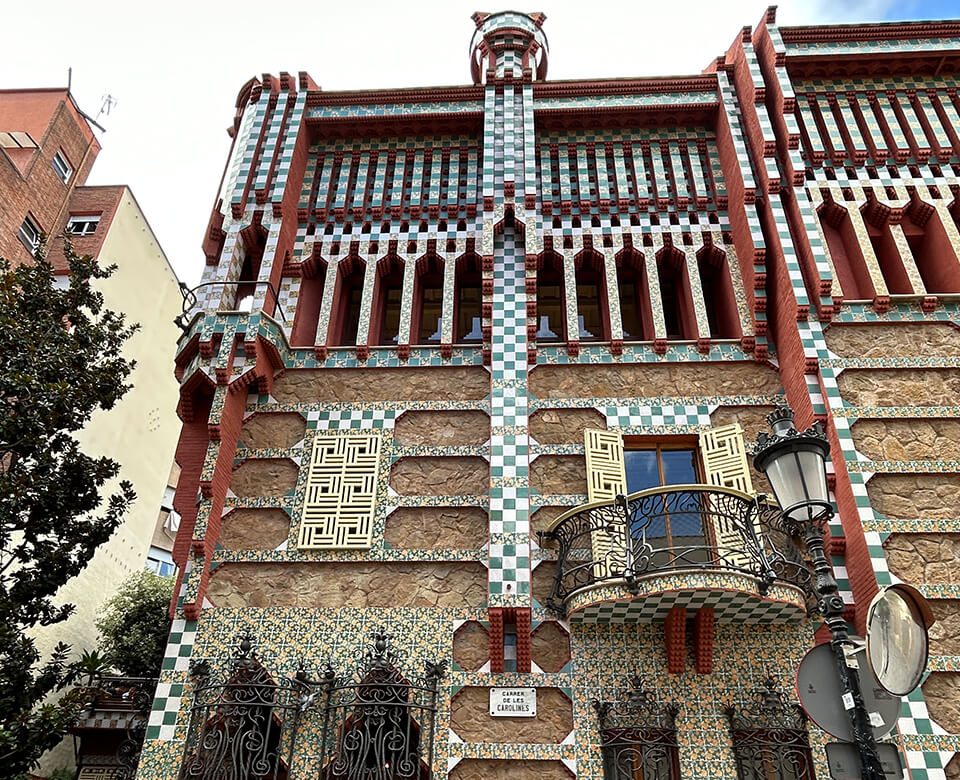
[379,285,403,344]
[537,283,564,341]
[419,283,443,342]
[577,282,602,340]
[619,280,642,340]
[661,449,697,485]
[625,450,659,493]
[341,285,363,345]
[457,284,482,342]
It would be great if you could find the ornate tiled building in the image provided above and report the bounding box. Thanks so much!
[135,9,960,780]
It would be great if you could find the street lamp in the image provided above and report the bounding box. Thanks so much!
[752,406,886,780]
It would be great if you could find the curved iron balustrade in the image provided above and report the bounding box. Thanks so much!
[539,485,811,615]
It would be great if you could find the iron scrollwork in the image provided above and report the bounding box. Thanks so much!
[180,635,315,780]
[725,678,815,780]
[318,629,446,780]
[594,676,681,780]
[76,675,157,780]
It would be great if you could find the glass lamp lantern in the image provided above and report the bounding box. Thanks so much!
[753,407,833,526]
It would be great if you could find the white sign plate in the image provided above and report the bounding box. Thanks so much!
[489,687,537,717]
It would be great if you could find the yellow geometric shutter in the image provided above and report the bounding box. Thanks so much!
[698,423,755,567]
[297,433,381,550]
[584,429,627,577]
[698,423,754,494]
[584,429,627,501]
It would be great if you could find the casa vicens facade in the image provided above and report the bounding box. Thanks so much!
[134,8,960,780]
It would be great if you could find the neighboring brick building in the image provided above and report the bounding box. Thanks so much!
[139,9,960,780]
[0,88,184,774]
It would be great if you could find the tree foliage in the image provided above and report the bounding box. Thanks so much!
[0,238,138,776]
[97,570,172,678]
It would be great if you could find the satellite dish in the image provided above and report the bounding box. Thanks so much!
[866,583,934,697]
[796,640,901,740]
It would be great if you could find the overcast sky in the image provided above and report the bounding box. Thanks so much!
[1,0,955,285]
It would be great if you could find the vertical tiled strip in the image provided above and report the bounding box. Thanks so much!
[488,228,530,606]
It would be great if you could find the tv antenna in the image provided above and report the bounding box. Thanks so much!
[96,94,117,122]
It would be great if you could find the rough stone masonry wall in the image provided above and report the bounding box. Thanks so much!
[828,321,960,777]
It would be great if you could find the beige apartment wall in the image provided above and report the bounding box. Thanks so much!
[34,189,181,773]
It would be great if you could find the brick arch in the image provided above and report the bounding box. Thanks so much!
[615,245,655,341]
[696,242,742,340]
[655,244,697,340]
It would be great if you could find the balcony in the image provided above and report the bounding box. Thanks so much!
[538,485,812,623]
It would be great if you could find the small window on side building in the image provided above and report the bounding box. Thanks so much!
[52,150,73,183]
[66,215,101,237]
[18,215,41,253]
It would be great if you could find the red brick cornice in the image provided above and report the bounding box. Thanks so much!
[781,20,960,45]
[533,75,717,98]
[306,85,484,108]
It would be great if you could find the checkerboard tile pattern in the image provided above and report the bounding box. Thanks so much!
[146,618,197,742]
[571,589,806,623]
[488,229,531,605]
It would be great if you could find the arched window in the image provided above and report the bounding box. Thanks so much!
[656,248,696,340]
[234,223,267,312]
[865,211,913,294]
[817,200,877,300]
[901,198,960,293]
[536,251,566,342]
[372,257,405,346]
[575,250,608,341]
[616,249,654,341]
[414,255,444,344]
[454,253,483,343]
[696,246,741,340]
[331,258,366,347]
[290,254,327,346]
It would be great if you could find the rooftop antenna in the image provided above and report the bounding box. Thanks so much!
[96,94,117,123]
[65,67,107,133]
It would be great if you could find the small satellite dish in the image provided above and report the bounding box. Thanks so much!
[796,640,901,740]
[866,583,933,697]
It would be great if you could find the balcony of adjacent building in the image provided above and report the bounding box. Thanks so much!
[538,429,813,625]
[70,675,157,778]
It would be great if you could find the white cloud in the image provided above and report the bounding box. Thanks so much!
[0,0,916,284]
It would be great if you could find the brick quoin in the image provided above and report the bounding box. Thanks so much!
[184,345,250,618]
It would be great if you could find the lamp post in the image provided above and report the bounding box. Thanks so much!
[752,407,886,780]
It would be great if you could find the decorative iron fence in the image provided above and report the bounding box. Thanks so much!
[318,630,446,780]
[594,676,681,780]
[539,485,811,613]
[725,679,815,780]
[75,675,157,780]
[180,636,315,780]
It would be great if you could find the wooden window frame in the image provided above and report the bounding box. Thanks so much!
[622,437,714,551]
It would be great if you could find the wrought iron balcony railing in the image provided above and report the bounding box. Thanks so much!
[538,485,811,615]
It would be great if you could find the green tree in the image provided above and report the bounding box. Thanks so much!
[97,570,173,678]
[0,237,137,777]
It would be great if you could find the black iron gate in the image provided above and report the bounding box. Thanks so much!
[725,678,815,780]
[594,676,681,780]
[317,630,446,780]
[180,636,314,780]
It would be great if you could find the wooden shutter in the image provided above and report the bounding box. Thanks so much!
[584,429,627,577]
[297,433,381,549]
[698,423,755,568]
